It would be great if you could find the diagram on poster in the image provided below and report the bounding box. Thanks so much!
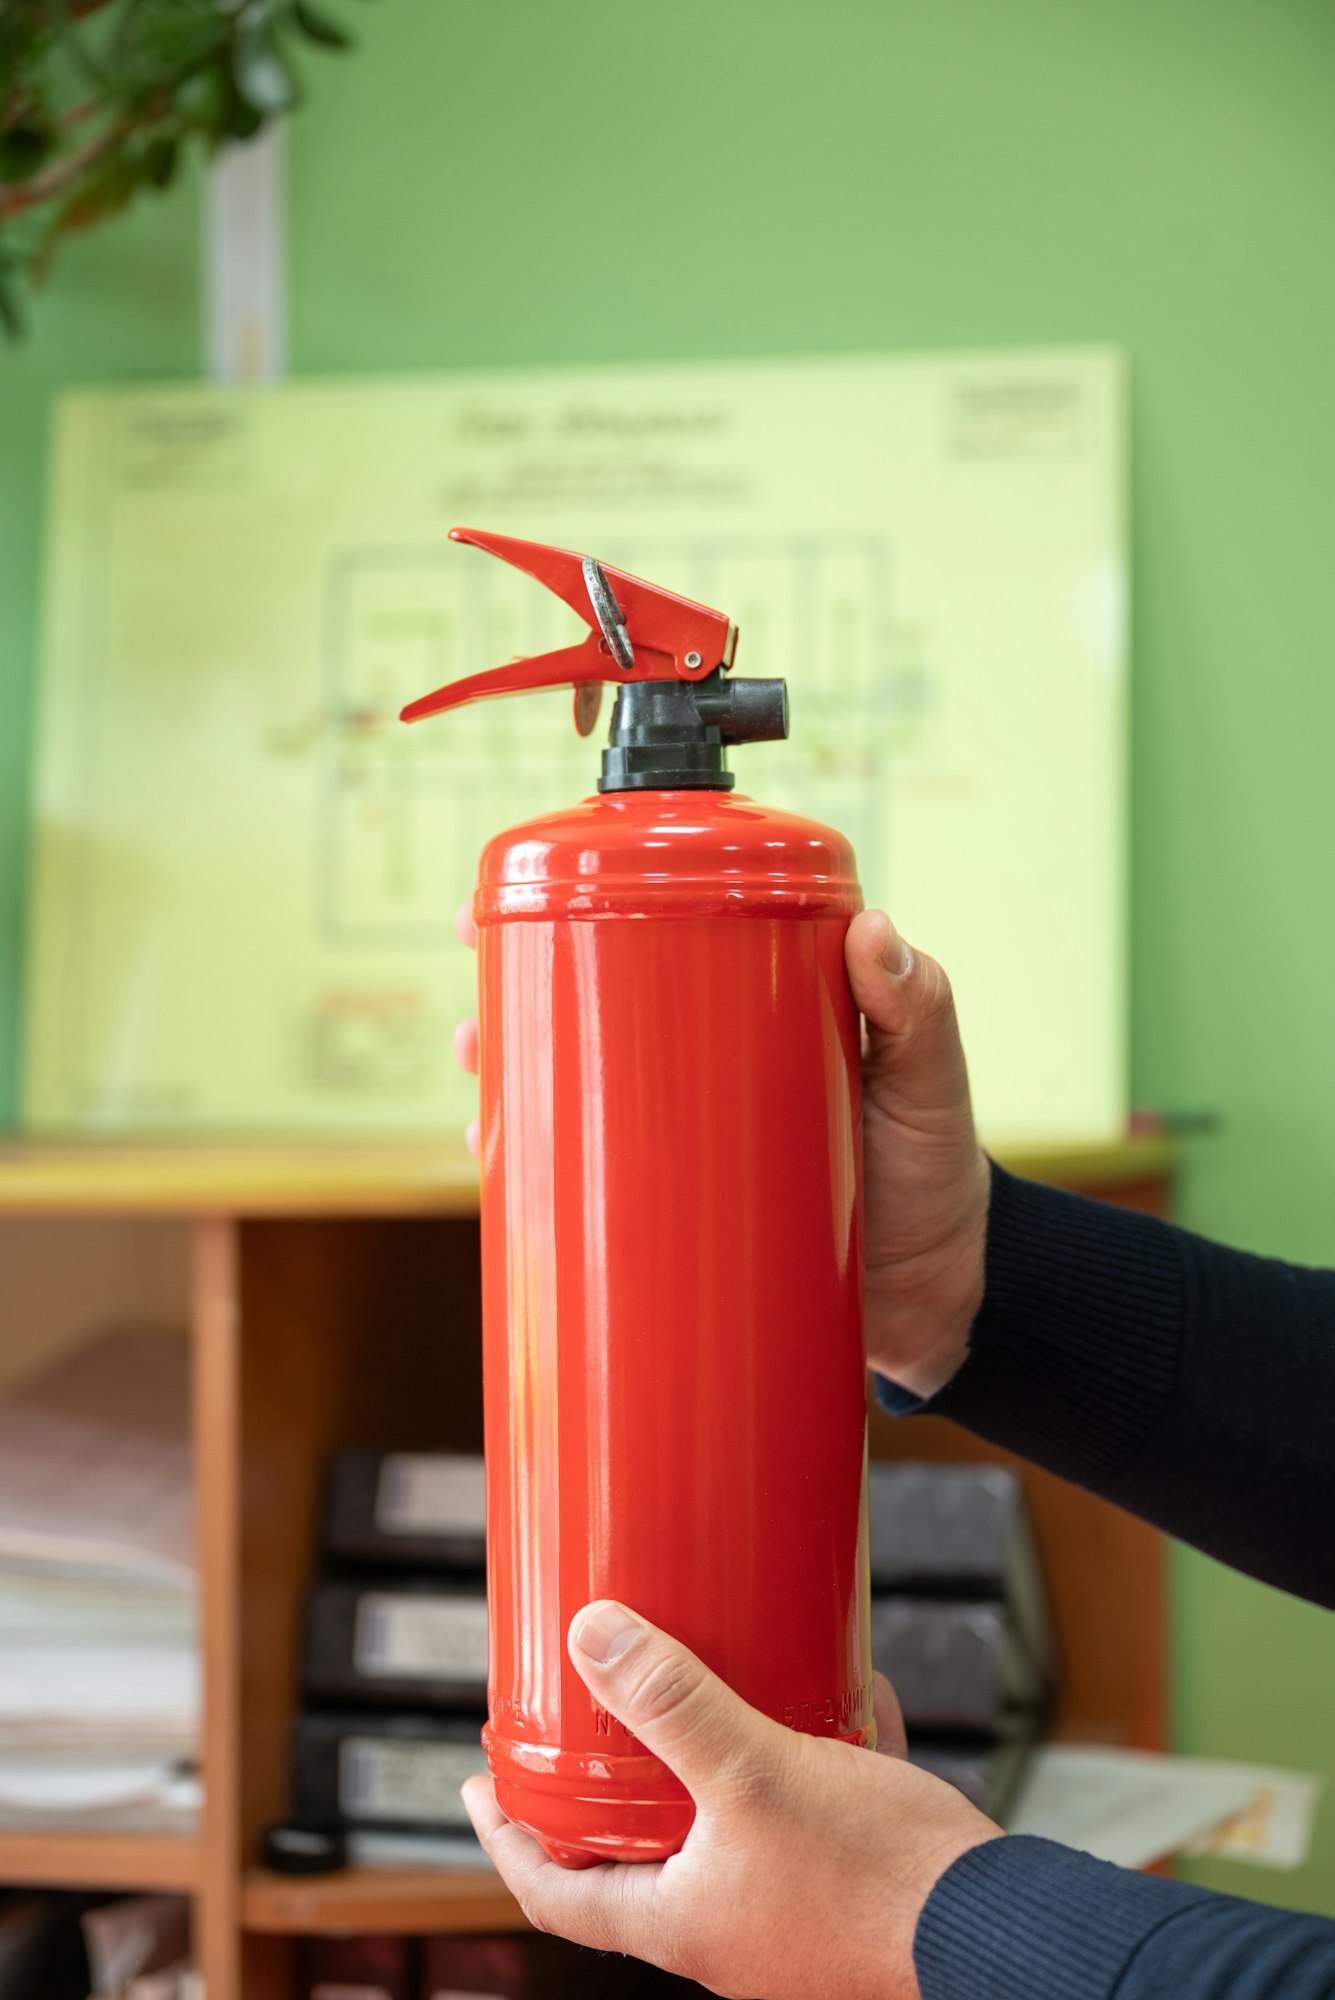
[25,350,1125,1142]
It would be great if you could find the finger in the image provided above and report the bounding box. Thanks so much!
[455,901,477,950]
[453,1017,479,1076]
[568,1601,784,1808]
[466,1117,481,1161]
[844,909,973,1120]
[463,1772,665,1955]
[871,1671,908,1759]
[461,1771,508,1845]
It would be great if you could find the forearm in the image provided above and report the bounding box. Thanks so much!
[917,1836,1335,2000]
[877,1165,1335,1609]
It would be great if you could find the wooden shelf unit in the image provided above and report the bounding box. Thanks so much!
[241,1864,522,1937]
[0,1134,1175,1998]
[0,1830,201,1895]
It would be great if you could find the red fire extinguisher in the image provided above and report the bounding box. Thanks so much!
[402,529,873,1868]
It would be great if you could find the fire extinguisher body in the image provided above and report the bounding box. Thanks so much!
[476,787,873,1868]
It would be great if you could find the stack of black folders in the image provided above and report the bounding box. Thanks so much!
[868,1462,1053,1821]
[294,1451,491,1862]
[289,1452,1051,1857]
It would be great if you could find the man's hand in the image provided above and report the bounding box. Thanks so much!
[845,911,990,1399]
[463,1601,1000,2000]
[455,903,990,1400]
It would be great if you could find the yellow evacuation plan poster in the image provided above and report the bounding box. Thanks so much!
[24,350,1126,1144]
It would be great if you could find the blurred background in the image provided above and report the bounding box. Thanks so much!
[1,0,1334,1991]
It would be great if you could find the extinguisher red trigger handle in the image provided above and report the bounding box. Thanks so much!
[399,644,609,724]
[398,528,739,728]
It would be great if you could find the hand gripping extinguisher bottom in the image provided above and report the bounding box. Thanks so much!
[475,788,874,1868]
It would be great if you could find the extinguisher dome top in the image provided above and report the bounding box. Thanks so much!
[473,789,862,923]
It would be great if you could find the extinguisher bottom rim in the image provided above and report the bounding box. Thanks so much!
[483,1719,875,1867]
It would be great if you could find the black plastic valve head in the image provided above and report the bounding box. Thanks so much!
[598,673,790,792]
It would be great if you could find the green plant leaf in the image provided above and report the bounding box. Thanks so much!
[0,21,31,96]
[223,85,265,138]
[0,123,54,182]
[143,132,178,187]
[231,23,299,116]
[0,0,350,317]
[59,150,141,231]
[291,0,352,50]
[118,0,224,88]
[174,63,229,129]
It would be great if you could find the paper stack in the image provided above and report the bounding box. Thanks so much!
[1009,1744,1323,1871]
[0,1331,200,1835]
[82,1895,199,1997]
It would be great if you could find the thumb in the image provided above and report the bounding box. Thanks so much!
[845,908,973,1123]
[568,1601,782,1807]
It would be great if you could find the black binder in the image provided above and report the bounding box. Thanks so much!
[867,1462,1053,1693]
[322,1451,486,1573]
[869,1594,1051,1734]
[303,1579,488,1710]
[292,1710,486,1833]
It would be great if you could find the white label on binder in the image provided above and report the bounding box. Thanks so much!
[354,1592,489,1681]
[340,1736,485,1825]
[376,1454,486,1537]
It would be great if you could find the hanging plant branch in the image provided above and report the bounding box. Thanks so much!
[0,0,362,336]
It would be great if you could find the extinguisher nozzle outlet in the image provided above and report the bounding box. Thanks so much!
[598,673,790,793]
[711,677,789,746]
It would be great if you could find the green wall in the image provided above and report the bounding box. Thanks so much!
[5,0,1335,1912]
[0,184,200,1115]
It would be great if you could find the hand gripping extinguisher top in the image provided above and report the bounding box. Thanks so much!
[403,528,873,1869]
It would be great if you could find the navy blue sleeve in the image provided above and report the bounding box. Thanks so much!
[881,1171,1335,1996]
[879,1163,1335,1609]
[916,1836,1335,2000]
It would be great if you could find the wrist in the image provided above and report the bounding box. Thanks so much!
[891,1806,1006,2000]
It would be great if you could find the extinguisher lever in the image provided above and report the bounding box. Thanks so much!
[399,643,602,725]
[399,528,739,732]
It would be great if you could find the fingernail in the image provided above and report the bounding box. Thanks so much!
[571,1601,642,1665]
[877,917,913,978]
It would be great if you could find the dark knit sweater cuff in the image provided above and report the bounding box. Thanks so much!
[915,1836,1211,2000]
[878,1164,1185,1486]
